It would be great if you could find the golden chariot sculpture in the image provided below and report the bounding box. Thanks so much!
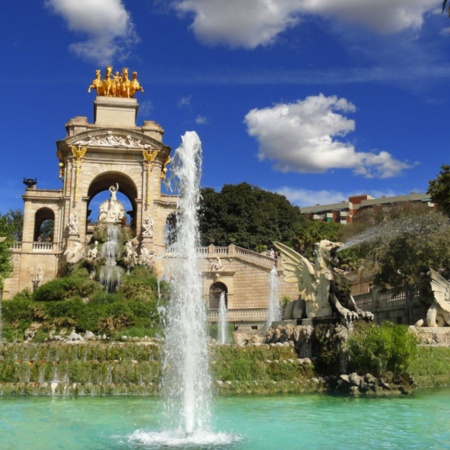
[88,66,144,98]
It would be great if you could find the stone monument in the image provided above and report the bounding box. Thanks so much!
[2,67,177,298]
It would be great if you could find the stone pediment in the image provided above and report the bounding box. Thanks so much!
[69,130,162,151]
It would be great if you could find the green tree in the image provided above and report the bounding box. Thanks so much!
[199,183,306,251]
[428,165,450,218]
[292,220,343,259]
[0,209,23,288]
[356,211,450,320]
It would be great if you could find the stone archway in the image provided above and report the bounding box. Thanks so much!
[209,282,228,309]
[87,171,138,233]
[34,207,55,242]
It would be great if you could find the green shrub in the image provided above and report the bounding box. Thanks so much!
[2,298,34,332]
[33,276,101,302]
[118,266,161,302]
[90,291,126,304]
[347,321,418,377]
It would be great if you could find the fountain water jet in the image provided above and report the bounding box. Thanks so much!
[161,131,211,435]
[218,292,229,344]
[266,266,281,328]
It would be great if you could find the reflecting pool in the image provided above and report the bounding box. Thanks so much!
[1,388,449,449]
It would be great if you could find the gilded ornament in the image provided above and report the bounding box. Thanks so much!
[88,66,144,98]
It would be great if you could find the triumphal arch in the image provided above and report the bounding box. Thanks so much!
[3,67,177,298]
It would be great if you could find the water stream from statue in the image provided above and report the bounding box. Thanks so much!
[266,266,281,328]
[218,292,229,344]
[99,225,123,292]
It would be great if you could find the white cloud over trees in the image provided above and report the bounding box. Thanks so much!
[45,0,138,65]
[244,94,412,178]
[173,0,436,48]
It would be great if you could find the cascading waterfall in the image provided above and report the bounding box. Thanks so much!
[99,225,123,292]
[161,131,212,435]
[218,292,229,345]
[266,266,281,328]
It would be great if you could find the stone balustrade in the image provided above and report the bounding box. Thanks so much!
[208,308,268,321]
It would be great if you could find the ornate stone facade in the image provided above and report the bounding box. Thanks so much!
[2,95,176,298]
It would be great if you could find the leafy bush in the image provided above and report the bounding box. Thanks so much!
[118,266,162,302]
[33,276,101,302]
[2,265,166,340]
[347,321,418,377]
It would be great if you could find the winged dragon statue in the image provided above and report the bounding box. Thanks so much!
[425,268,450,327]
[274,240,374,322]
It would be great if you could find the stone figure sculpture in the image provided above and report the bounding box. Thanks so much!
[124,240,138,272]
[68,212,79,234]
[33,268,44,289]
[86,241,99,261]
[274,240,374,322]
[211,256,224,272]
[64,242,84,264]
[425,269,450,327]
[142,215,154,238]
[98,184,125,223]
[138,247,155,269]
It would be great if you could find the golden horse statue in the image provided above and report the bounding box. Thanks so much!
[130,72,144,97]
[88,69,104,96]
[88,67,144,98]
[121,68,131,98]
[102,65,114,97]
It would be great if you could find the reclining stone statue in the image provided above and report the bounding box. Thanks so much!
[274,240,373,322]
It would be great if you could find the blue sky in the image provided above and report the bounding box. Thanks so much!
[1,1,449,213]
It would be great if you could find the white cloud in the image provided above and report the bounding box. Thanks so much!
[177,95,192,108]
[301,0,433,34]
[275,187,348,207]
[195,115,208,124]
[173,0,301,48]
[172,0,435,48]
[45,0,138,65]
[274,186,410,207]
[244,94,413,178]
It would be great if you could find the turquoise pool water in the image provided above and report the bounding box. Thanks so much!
[1,388,449,449]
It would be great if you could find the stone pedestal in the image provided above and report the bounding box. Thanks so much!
[94,97,138,127]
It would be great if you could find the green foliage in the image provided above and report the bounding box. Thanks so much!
[210,344,315,383]
[2,298,34,337]
[118,266,163,302]
[428,164,450,218]
[292,221,343,259]
[0,209,23,240]
[347,322,418,377]
[33,274,102,302]
[409,346,450,387]
[1,263,167,341]
[199,183,306,251]
[0,209,23,288]
[373,212,450,292]
[341,206,450,294]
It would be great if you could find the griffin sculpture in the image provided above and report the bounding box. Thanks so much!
[274,240,373,322]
